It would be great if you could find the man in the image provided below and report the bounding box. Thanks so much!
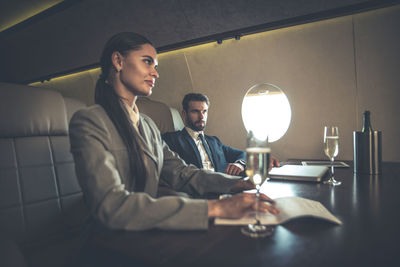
[162,93,248,176]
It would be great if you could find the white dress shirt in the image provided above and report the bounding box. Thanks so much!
[121,99,140,131]
[185,127,215,171]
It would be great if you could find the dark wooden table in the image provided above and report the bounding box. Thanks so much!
[91,162,400,267]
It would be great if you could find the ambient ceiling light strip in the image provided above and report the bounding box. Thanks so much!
[0,0,64,32]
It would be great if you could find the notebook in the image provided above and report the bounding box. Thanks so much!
[268,165,329,182]
[301,160,350,168]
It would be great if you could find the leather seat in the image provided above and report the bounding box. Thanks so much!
[0,82,183,266]
[136,96,184,134]
[0,82,88,267]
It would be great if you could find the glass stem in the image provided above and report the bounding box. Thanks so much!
[331,157,335,180]
[255,185,260,225]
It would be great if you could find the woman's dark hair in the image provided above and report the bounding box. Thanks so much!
[95,32,153,191]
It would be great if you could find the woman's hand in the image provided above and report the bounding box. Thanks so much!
[229,178,254,193]
[208,193,280,219]
[229,156,280,193]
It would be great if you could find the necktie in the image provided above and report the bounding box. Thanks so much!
[198,134,214,167]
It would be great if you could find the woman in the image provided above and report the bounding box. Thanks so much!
[69,32,279,231]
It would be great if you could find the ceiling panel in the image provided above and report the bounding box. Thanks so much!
[0,0,397,83]
[0,0,63,32]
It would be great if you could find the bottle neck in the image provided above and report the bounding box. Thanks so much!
[362,111,373,132]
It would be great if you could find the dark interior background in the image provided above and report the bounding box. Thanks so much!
[1,0,398,83]
[1,0,399,162]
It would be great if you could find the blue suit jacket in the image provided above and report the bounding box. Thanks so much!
[162,128,246,173]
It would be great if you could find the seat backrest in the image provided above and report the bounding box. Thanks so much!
[0,82,87,246]
[136,97,184,134]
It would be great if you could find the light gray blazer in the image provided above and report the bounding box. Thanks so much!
[69,105,238,230]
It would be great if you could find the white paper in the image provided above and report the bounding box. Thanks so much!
[214,196,342,226]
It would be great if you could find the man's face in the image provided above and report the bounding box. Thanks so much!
[183,101,208,131]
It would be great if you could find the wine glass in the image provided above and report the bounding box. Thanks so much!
[241,131,274,238]
[323,126,341,186]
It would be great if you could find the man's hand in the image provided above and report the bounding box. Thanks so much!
[271,157,280,168]
[226,156,279,176]
[225,163,244,176]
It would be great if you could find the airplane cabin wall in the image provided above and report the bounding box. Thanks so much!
[32,5,400,162]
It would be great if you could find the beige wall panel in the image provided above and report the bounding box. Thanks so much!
[354,6,400,162]
[32,69,99,105]
[182,16,357,161]
[149,51,194,111]
[29,5,399,162]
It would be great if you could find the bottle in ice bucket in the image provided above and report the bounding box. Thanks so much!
[353,110,382,174]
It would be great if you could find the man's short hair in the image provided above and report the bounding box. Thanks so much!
[182,93,210,112]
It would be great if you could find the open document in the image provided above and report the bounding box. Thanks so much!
[214,196,342,226]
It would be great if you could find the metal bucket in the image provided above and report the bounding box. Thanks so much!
[353,131,382,174]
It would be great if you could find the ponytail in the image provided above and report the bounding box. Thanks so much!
[94,31,154,192]
[95,77,147,191]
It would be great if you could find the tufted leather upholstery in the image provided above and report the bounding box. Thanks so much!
[0,83,87,267]
[0,83,183,266]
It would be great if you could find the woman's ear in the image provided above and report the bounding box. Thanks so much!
[111,51,123,72]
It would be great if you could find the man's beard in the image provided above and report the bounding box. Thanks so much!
[187,118,206,131]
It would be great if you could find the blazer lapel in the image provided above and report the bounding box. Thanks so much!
[136,117,159,167]
[182,128,203,168]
